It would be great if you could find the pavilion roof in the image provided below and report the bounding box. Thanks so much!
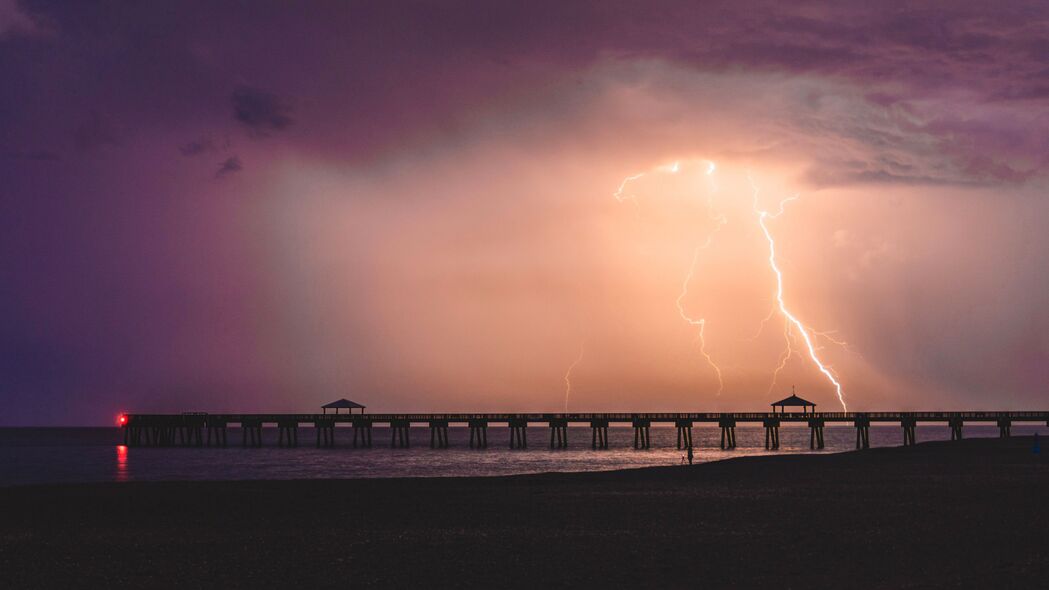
[770,394,816,407]
[321,398,365,409]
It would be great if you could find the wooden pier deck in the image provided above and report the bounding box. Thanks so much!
[121,411,1049,450]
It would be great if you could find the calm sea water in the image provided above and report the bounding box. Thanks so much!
[0,425,1043,487]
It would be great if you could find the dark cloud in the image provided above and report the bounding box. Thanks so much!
[5,2,1045,183]
[232,86,293,137]
[215,155,242,177]
[179,138,216,156]
[5,150,59,161]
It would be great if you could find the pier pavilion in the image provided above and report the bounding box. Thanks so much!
[768,389,819,449]
[322,399,366,415]
[771,388,816,414]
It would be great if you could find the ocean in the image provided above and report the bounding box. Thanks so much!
[0,424,1043,487]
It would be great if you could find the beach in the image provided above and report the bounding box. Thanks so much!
[2,436,1045,588]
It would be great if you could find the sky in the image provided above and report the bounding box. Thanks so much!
[2,1,1048,424]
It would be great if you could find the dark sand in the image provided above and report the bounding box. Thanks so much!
[2,437,1046,588]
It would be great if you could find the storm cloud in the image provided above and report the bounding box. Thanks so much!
[179,138,216,156]
[1,1,1047,424]
[215,155,242,177]
[232,86,293,137]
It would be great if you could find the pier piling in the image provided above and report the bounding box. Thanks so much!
[675,420,693,450]
[809,418,825,449]
[241,420,263,447]
[468,420,488,449]
[391,420,410,448]
[315,420,335,448]
[719,416,737,450]
[763,418,780,450]
[854,415,871,449]
[352,421,373,448]
[632,419,651,449]
[505,419,524,447]
[590,421,608,449]
[277,421,299,448]
[549,420,568,449]
[206,421,228,447]
[429,421,449,448]
[509,419,528,449]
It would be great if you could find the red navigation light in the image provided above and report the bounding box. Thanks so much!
[118,414,127,426]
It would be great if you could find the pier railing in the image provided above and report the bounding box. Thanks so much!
[123,410,1049,425]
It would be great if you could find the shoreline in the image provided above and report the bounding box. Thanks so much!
[3,436,1046,587]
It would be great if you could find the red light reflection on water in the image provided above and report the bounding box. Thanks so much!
[116,445,128,482]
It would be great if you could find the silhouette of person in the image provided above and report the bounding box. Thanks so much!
[687,445,694,465]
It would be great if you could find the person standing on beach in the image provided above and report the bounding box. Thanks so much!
[687,445,694,465]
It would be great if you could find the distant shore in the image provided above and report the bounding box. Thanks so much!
[2,437,1046,587]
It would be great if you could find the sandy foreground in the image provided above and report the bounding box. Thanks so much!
[1,437,1046,588]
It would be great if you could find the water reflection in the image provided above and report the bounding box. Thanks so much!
[115,444,128,482]
[0,425,1040,486]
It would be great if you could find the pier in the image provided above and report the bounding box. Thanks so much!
[120,411,1049,450]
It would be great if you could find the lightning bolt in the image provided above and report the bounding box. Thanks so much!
[616,159,727,397]
[676,240,725,396]
[749,173,848,411]
[612,161,682,203]
[748,304,779,340]
[563,342,585,413]
[766,319,795,395]
[611,160,852,411]
[612,171,646,203]
[812,329,863,358]
[757,311,858,396]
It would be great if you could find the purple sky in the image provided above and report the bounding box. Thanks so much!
[2,1,1048,424]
